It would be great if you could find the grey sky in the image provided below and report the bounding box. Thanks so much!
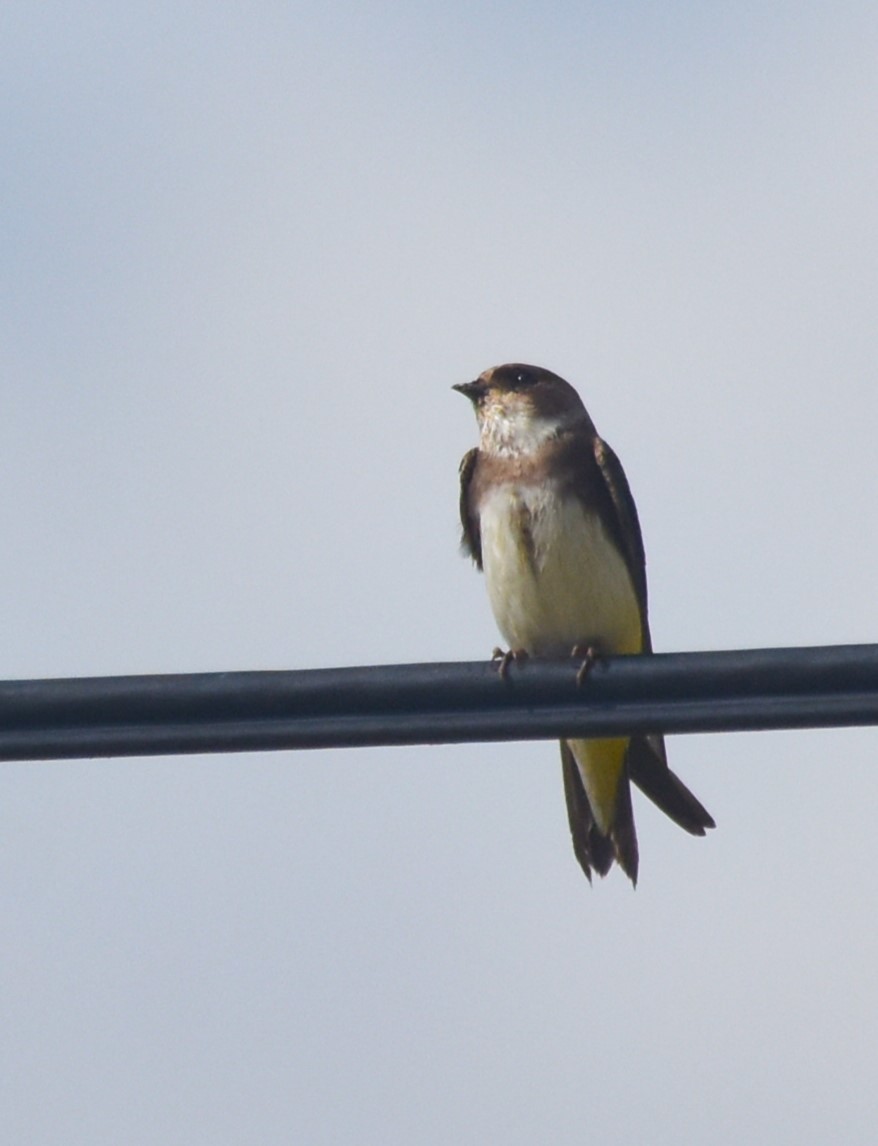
[3,3,878,1142]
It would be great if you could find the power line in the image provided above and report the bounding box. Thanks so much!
[1,643,877,761]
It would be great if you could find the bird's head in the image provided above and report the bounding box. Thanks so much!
[453,363,590,456]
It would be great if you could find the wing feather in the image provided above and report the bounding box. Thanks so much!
[458,447,482,568]
[592,436,650,647]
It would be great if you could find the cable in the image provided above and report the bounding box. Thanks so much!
[0,643,876,761]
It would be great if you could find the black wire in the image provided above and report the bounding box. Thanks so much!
[0,644,876,761]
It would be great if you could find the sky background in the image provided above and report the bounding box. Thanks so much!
[3,2,878,1142]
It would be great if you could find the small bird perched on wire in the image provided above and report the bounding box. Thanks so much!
[455,363,714,885]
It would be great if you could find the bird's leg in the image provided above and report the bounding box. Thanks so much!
[571,642,601,687]
[491,646,529,680]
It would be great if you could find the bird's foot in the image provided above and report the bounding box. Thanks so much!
[491,646,529,680]
[570,643,601,687]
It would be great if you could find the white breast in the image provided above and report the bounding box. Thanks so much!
[479,482,642,656]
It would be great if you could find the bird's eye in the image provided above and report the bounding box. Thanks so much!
[514,370,536,388]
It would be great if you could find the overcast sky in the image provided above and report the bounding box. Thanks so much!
[4,2,878,1143]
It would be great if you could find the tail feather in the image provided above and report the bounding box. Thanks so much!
[560,741,639,885]
[561,734,713,886]
[627,734,716,835]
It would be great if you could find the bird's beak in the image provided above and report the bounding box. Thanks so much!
[452,379,484,401]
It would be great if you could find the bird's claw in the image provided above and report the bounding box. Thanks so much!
[491,646,529,679]
[571,643,600,686]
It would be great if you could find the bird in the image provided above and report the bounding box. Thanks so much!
[454,363,714,885]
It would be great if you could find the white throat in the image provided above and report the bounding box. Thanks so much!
[479,405,577,458]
